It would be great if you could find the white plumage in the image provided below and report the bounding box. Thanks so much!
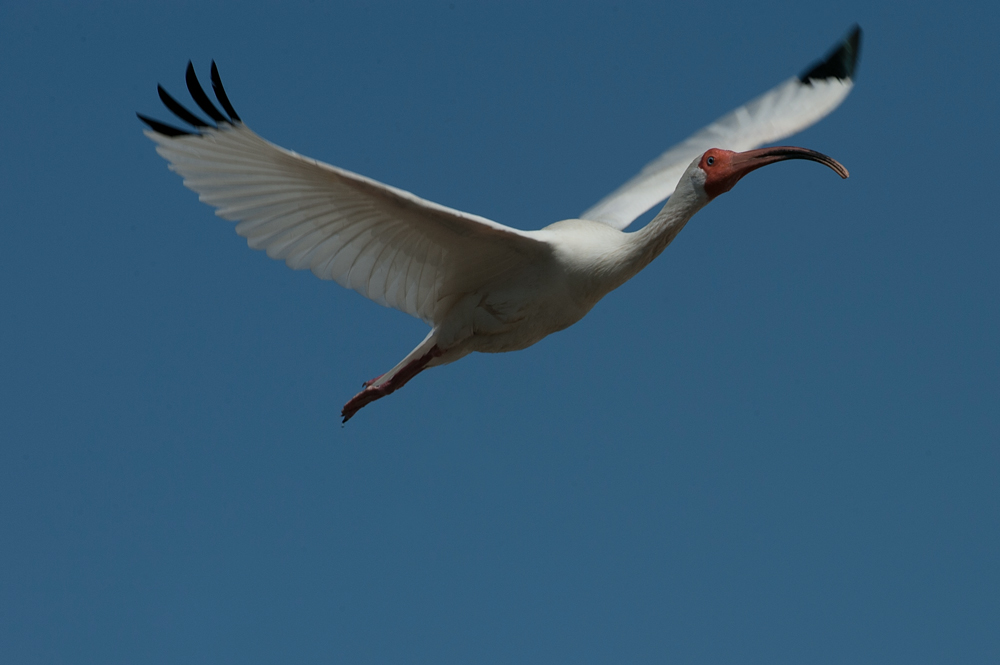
[139,26,860,421]
[149,126,547,325]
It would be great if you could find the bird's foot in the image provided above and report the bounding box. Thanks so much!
[342,384,390,423]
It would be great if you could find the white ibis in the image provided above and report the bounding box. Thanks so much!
[138,26,860,422]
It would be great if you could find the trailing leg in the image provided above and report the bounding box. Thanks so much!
[341,332,442,423]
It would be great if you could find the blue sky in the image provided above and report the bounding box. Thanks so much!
[1,1,997,663]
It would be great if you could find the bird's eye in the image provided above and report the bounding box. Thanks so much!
[706,156,715,166]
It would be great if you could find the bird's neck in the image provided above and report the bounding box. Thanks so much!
[611,180,708,285]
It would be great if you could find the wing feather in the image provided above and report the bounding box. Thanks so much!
[582,25,861,229]
[140,65,551,324]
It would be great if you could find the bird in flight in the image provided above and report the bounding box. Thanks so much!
[139,26,861,422]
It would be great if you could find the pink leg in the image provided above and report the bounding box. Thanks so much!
[341,345,443,423]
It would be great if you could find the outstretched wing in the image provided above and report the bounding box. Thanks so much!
[582,25,862,230]
[139,63,551,325]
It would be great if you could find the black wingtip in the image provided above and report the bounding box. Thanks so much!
[210,61,242,123]
[136,112,195,137]
[798,24,862,83]
[185,61,230,124]
[138,62,244,139]
[157,84,212,129]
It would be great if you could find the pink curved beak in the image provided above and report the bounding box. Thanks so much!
[733,146,849,179]
[705,146,848,199]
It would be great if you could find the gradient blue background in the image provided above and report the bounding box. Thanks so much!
[2,1,997,663]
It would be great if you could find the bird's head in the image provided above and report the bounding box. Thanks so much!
[695,146,849,200]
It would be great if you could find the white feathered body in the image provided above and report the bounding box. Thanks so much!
[137,26,859,419]
[435,175,708,358]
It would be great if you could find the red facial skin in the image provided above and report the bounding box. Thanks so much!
[699,146,849,200]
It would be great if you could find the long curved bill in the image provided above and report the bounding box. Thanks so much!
[733,146,849,179]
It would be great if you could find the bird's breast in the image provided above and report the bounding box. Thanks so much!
[459,267,604,354]
[439,223,628,355]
